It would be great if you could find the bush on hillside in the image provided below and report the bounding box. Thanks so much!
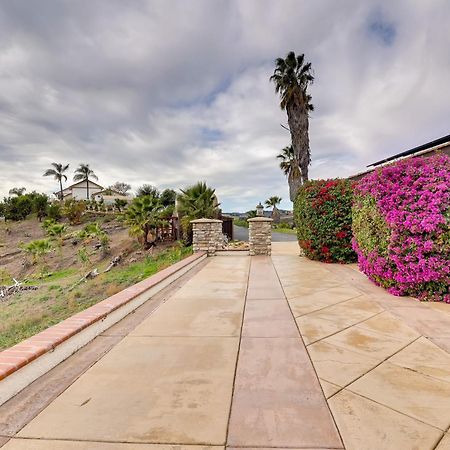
[46,202,62,221]
[63,199,86,225]
[1,195,33,221]
[352,154,450,302]
[295,179,356,263]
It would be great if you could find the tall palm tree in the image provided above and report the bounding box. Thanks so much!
[270,51,314,201]
[43,163,69,200]
[265,196,282,221]
[276,145,300,202]
[73,164,98,200]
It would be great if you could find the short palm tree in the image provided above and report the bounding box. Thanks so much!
[270,51,314,200]
[43,163,70,200]
[123,195,163,248]
[276,145,300,201]
[177,182,220,244]
[21,239,53,265]
[73,164,98,200]
[265,196,282,221]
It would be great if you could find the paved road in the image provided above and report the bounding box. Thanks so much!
[233,225,297,242]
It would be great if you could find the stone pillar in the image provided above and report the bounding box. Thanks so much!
[191,218,224,255]
[248,217,273,256]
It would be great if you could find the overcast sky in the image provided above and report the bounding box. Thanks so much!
[0,1,449,211]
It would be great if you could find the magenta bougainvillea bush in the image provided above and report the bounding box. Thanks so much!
[352,154,450,302]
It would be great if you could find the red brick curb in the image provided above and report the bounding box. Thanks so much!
[0,252,205,381]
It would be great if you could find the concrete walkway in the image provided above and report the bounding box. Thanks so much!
[2,242,450,449]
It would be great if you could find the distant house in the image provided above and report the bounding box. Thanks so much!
[349,134,450,181]
[57,180,104,200]
[92,189,132,205]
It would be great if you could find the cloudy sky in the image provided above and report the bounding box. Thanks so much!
[0,1,449,211]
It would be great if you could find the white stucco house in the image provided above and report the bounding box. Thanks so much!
[57,180,104,200]
[92,189,132,205]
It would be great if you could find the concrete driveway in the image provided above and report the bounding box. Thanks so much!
[2,242,450,449]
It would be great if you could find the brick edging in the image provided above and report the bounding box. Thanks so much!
[0,252,205,381]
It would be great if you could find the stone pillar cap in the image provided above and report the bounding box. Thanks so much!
[247,217,273,222]
[190,217,223,223]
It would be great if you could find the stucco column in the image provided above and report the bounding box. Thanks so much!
[191,218,224,255]
[248,217,273,256]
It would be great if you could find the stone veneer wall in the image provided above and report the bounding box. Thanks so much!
[248,217,273,255]
[191,218,224,255]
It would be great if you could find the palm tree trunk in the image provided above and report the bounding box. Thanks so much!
[86,177,89,200]
[287,97,310,198]
[59,178,63,201]
[288,165,303,202]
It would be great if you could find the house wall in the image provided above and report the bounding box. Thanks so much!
[93,194,131,205]
[70,181,103,200]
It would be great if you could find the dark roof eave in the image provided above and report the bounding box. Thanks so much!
[368,133,450,167]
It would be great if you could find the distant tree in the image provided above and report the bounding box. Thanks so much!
[43,163,70,200]
[8,187,26,196]
[123,195,163,249]
[110,181,131,195]
[136,184,160,198]
[246,210,257,219]
[32,193,49,222]
[114,198,128,212]
[177,182,219,245]
[270,51,314,200]
[265,196,282,222]
[73,164,98,199]
[2,195,33,221]
[160,188,176,207]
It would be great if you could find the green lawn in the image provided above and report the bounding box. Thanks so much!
[272,227,297,235]
[233,219,249,228]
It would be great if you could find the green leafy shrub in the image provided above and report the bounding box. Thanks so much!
[32,194,49,221]
[2,195,33,221]
[63,199,86,225]
[295,179,356,263]
[46,202,62,221]
[114,198,128,212]
[78,222,110,255]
